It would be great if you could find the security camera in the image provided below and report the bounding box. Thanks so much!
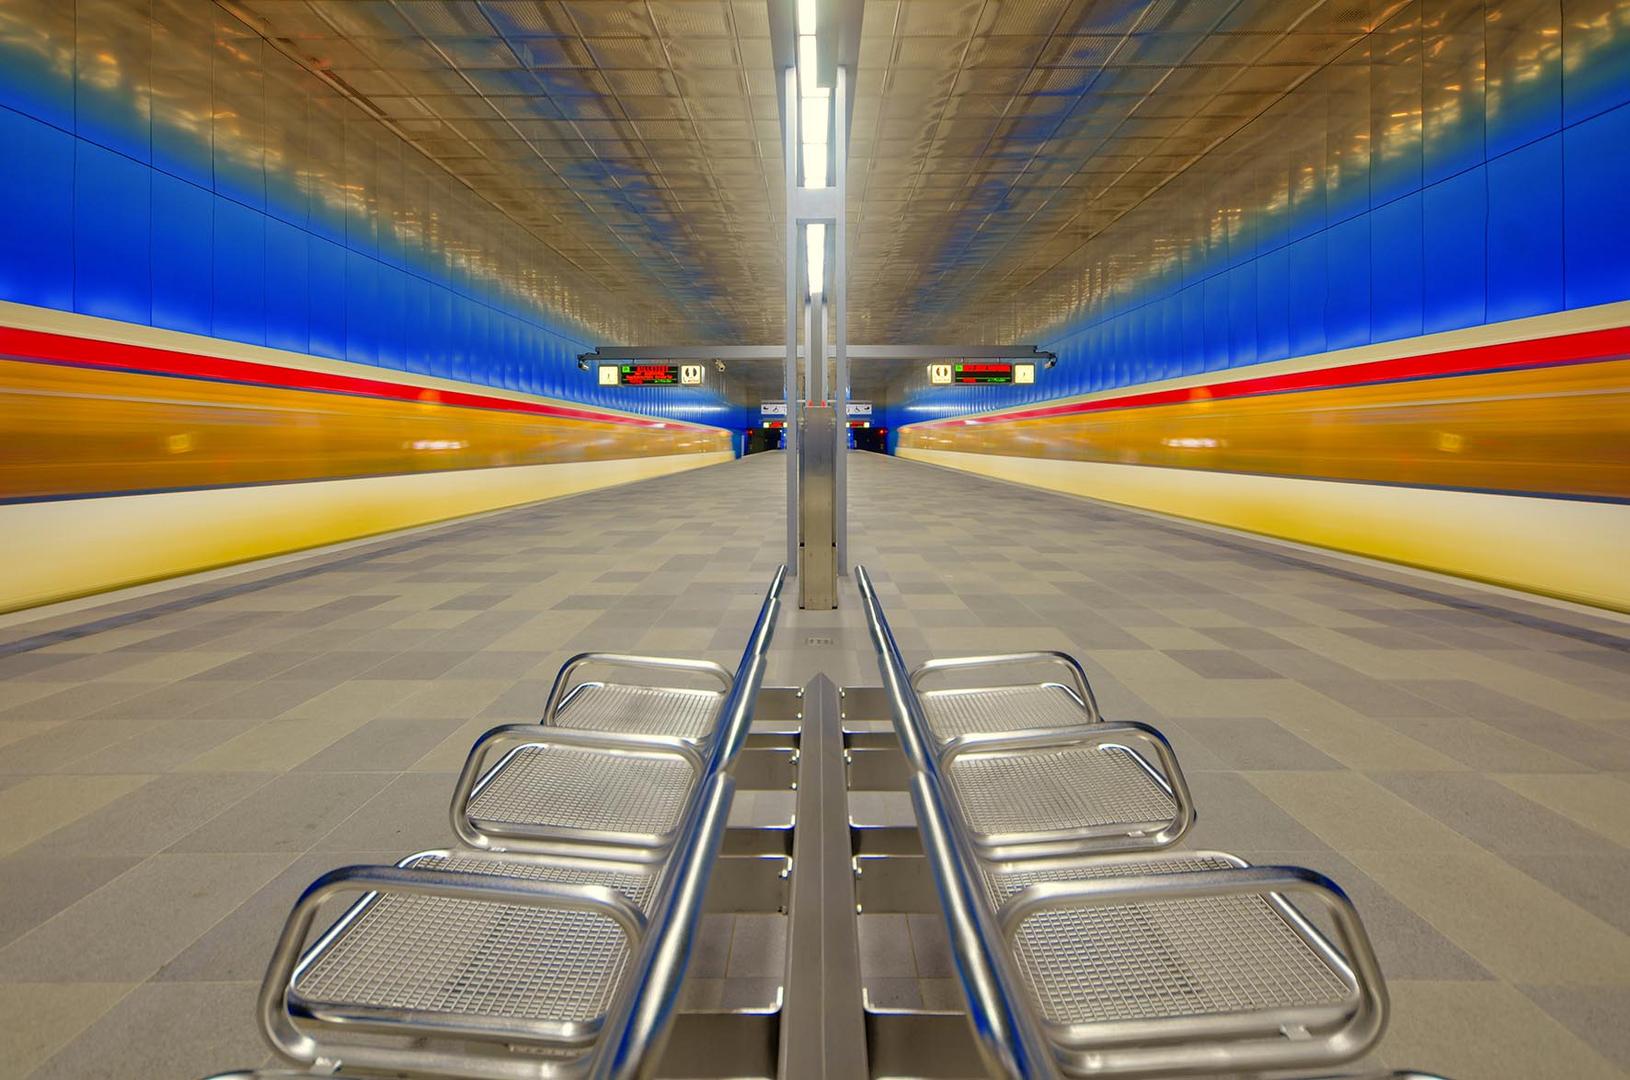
[577,357,591,371]
[715,359,726,372]
[1044,358,1057,369]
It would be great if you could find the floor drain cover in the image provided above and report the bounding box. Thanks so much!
[805,635,835,646]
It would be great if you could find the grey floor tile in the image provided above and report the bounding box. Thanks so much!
[1179,717,1345,771]
[1376,771,1623,856]
[0,854,142,948]
[170,773,394,854]
[0,853,291,982]
[310,772,458,851]
[27,980,266,1080]
[20,772,274,856]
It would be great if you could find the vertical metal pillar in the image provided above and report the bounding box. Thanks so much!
[832,65,849,575]
[782,64,800,575]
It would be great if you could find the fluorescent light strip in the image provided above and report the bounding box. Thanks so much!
[806,222,826,296]
[801,88,829,186]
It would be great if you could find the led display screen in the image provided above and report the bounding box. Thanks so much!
[618,364,681,385]
[954,362,1013,384]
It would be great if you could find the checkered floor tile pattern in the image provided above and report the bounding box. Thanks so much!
[1,450,1626,1078]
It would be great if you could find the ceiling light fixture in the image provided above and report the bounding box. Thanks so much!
[806,222,826,296]
[795,1,828,191]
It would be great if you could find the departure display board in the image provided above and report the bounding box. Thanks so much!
[955,362,1012,384]
[618,364,680,385]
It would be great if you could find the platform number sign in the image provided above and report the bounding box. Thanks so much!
[928,363,953,385]
[680,364,704,386]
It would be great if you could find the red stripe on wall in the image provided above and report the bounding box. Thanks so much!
[0,326,698,431]
[918,325,1630,428]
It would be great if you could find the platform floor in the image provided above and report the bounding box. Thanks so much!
[1,450,1627,1079]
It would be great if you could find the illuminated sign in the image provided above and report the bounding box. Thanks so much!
[955,362,1014,384]
[847,420,870,428]
[618,364,681,386]
[597,365,619,386]
[928,363,953,385]
[761,401,788,417]
[680,364,704,385]
[1015,362,1035,384]
[846,402,873,417]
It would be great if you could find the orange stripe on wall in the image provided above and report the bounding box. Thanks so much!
[899,357,1630,502]
[1,357,730,502]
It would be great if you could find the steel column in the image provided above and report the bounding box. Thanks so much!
[832,65,848,575]
[783,63,799,576]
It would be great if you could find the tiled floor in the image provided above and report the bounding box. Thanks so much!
[2,450,1628,1079]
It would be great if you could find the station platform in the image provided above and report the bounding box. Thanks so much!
[0,451,1627,1079]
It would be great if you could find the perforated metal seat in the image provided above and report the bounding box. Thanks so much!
[464,739,700,853]
[290,852,658,1047]
[920,683,1090,743]
[983,853,1359,1041]
[941,733,1188,859]
[555,682,723,743]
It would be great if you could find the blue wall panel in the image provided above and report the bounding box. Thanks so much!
[1422,167,1487,334]
[151,173,213,337]
[1369,193,1423,343]
[1487,134,1564,323]
[307,237,346,361]
[1563,102,1630,310]
[0,110,74,311]
[74,142,151,325]
[265,216,310,355]
[1324,216,1370,351]
[212,200,266,347]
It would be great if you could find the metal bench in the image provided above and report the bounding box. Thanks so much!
[217,569,788,1080]
[858,565,1398,1078]
[858,569,1193,859]
[450,569,785,858]
[251,773,735,1080]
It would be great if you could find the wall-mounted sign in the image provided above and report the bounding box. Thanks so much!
[954,362,1014,384]
[617,363,681,385]
[846,402,873,417]
[928,363,953,385]
[598,365,619,386]
[761,401,788,417]
[1014,362,1035,384]
[680,364,704,385]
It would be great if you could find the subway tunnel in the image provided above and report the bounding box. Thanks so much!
[0,2,1627,1079]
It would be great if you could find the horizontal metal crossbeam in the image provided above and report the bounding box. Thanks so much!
[579,345,1055,362]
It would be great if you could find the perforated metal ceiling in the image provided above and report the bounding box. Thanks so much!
[237,1,1423,348]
